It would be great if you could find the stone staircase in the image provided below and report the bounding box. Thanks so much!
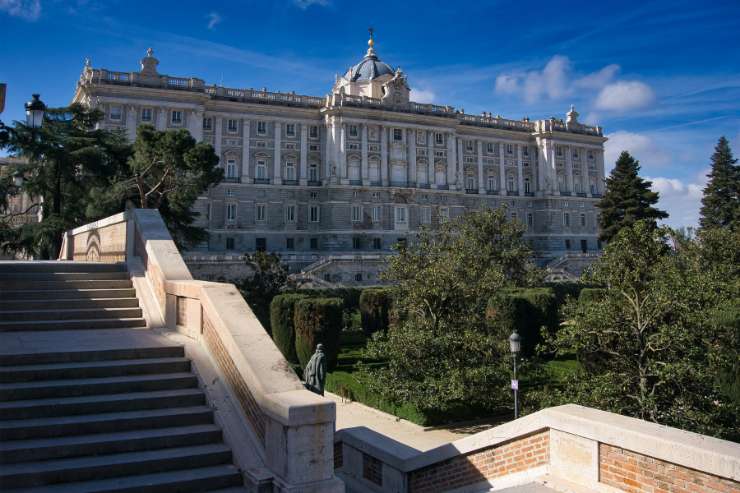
[0,262,248,492]
[0,262,146,332]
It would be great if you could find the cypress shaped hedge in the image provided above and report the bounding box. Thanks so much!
[294,297,344,371]
[359,288,391,335]
[269,293,308,364]
[487,287,558,356]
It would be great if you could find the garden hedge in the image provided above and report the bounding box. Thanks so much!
[269,293,308,364]
[294,297,344,371]
[578,288,607,304]
[359,288,392,335]
[487,287,558,356]
[293,287,362,311]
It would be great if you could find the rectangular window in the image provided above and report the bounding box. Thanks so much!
[226,159,237,178]
[511,211,518,222]
[226,237,235,250]
[351,205,362,222]
[565,239,572,250]
[171,110,182,125]
[202,117,212,130]
[527,213,534,227]
[349,125,358,137]
[580,213,586,227]
[286,238,294,250]
[141,108,152,122]
[371,206,381,223]
[309,205,320,223]
[310,125,319,138]
[564,212,570,227]
[285,205,296,223]
[226,203,237,222]
[256,160,267,180]
[557,146,563,157]
[109,105,122,121]
[487,142,494,153]
[256,238,266,252]
[466,176,476,190]
[394,206,407,224]
[439,206,450,222]
[416,130,426,145]
[309,164,318,182]
[227,119,238,133]
[352,237,361,250]
[286,123,296,137]
[373,238,381,250]
[421,206,432,224]
[507,143,513,154]
[257,121,267,134]
[310,238,318,250]
[488,176,497,191]
[256,204,266,222]
[393,128,403,141]
[523,147,529,157]
[435,133,443,145]
[465,140,474,151]
[285,162,296,181]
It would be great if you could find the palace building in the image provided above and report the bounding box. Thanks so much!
[72,33,607,284]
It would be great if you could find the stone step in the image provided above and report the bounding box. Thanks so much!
[0,317,147,332]
[0,262,126,274]
[0,307,143,322]
[1,464,243,493]
[0,372,198,401]
[0,405,214,441]
[0,279,133,290]
[0,387,205,420]
[0,298,140,311]
[0,345,184,366]
[0,288,137,301]
[0,357,191,383]
[0,423,222,464]
[0,443,233,489]
[0,272,131,282]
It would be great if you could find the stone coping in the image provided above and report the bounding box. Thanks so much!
[337,404,740,480]
[67,211,128,235]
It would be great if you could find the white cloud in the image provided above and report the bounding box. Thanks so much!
[574,64,620,90]
[494,74,519,94]
[0,0,40,20]
[646,176,706,229]
[206,11,221,30]
[293,0,329,9]
[604,131,671,170]
[410,88,435,104]
[595,81,655,111]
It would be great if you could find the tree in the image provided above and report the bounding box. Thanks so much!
[596,151,667,243]
[699,136,739,231]
[2,104,130,258]
[360,208,541,421]
[90,125,222,248]
[543,221,738,439]
[238,251,294,329]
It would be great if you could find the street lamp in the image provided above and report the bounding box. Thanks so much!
[24,94,46,129]
[509,329,522,419]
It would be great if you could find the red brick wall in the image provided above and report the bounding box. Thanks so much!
[599,444,740,493]
[408,430,549,493]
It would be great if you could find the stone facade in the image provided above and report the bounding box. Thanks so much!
[71,35,607,282]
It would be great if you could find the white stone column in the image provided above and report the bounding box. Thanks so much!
[361,124,369,185]
[125,106,137,141]
[427,131,435,186]
[299,123,308,186]
[214,117,222,165]
[380,126,389,186]
[454,138,463,190]
[517,144,524,196]
[498,142,506,194]
[156,108,167,131]
[273,121,282,185]
[408,129,417,187]
[340,123,348,185]
[565,145,574,194]
[535,138,546,194]
[445,132,455,189]
[476,140,484,193]
[242,119,251,183]
[188,110,203,142]
[549,143,558,195]
[595,149,606,196]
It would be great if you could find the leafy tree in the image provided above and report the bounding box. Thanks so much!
[360,208,541,421]
[699,136,739,231]
[2,104,130,258]
[238,251,294,328]
[90,124,222,248]
[596,151,667,243]
[542,221,738,439]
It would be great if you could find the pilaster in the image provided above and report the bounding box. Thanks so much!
[477,140,485,193]
[273,121,282,185]
[565,145,574,194]
[380,126,389,187]
[242,119,251,183]
[188,110,203,142]
[299,124,308,186]
[156,107,166,131]
[454,138,463,191]
[427,131,435,186]
[361,123,369,185]
[340,123,349,185]
[214,117,222,165]
[126,106,137,141]
[517,144,524,196]
[498,142,506,193]
[408,129,417,187]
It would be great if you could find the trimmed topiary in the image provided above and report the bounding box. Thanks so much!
[294,297,343,371]
[359,288,391,336]
[487,287,558,356]
[269,293,308,364]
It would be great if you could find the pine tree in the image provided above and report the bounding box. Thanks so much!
[699,137,739,231]
[596,151,668,243]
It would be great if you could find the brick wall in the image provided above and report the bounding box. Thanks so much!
[599,444,740,493]
[408,430,549,493]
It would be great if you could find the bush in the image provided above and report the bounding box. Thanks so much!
[487,288,557,356]
[578,288,606,304]
[359,288,391,335]
[269,294,308,364]
[293,288,362,311]
[294,297,344,371]
[544,282,587,306]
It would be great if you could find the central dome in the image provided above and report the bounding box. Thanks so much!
[344,31,395,82]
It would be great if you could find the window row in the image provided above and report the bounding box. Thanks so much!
[202,119,320,138]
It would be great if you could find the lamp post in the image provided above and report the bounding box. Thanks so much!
[509,329,521,419]
[25,94,46,129]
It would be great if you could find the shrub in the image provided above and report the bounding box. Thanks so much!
[487,288,557,356]
[359,288,391,335]
[293,288,362,310]
[578,288,607,304]
[294,297,344,371]
[269,294,308,364]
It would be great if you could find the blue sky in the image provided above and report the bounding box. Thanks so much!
[1,0,739,228]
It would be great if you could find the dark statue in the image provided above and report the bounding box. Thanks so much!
[304,343,327,396]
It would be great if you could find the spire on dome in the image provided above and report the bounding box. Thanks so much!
[366,27,377,58]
